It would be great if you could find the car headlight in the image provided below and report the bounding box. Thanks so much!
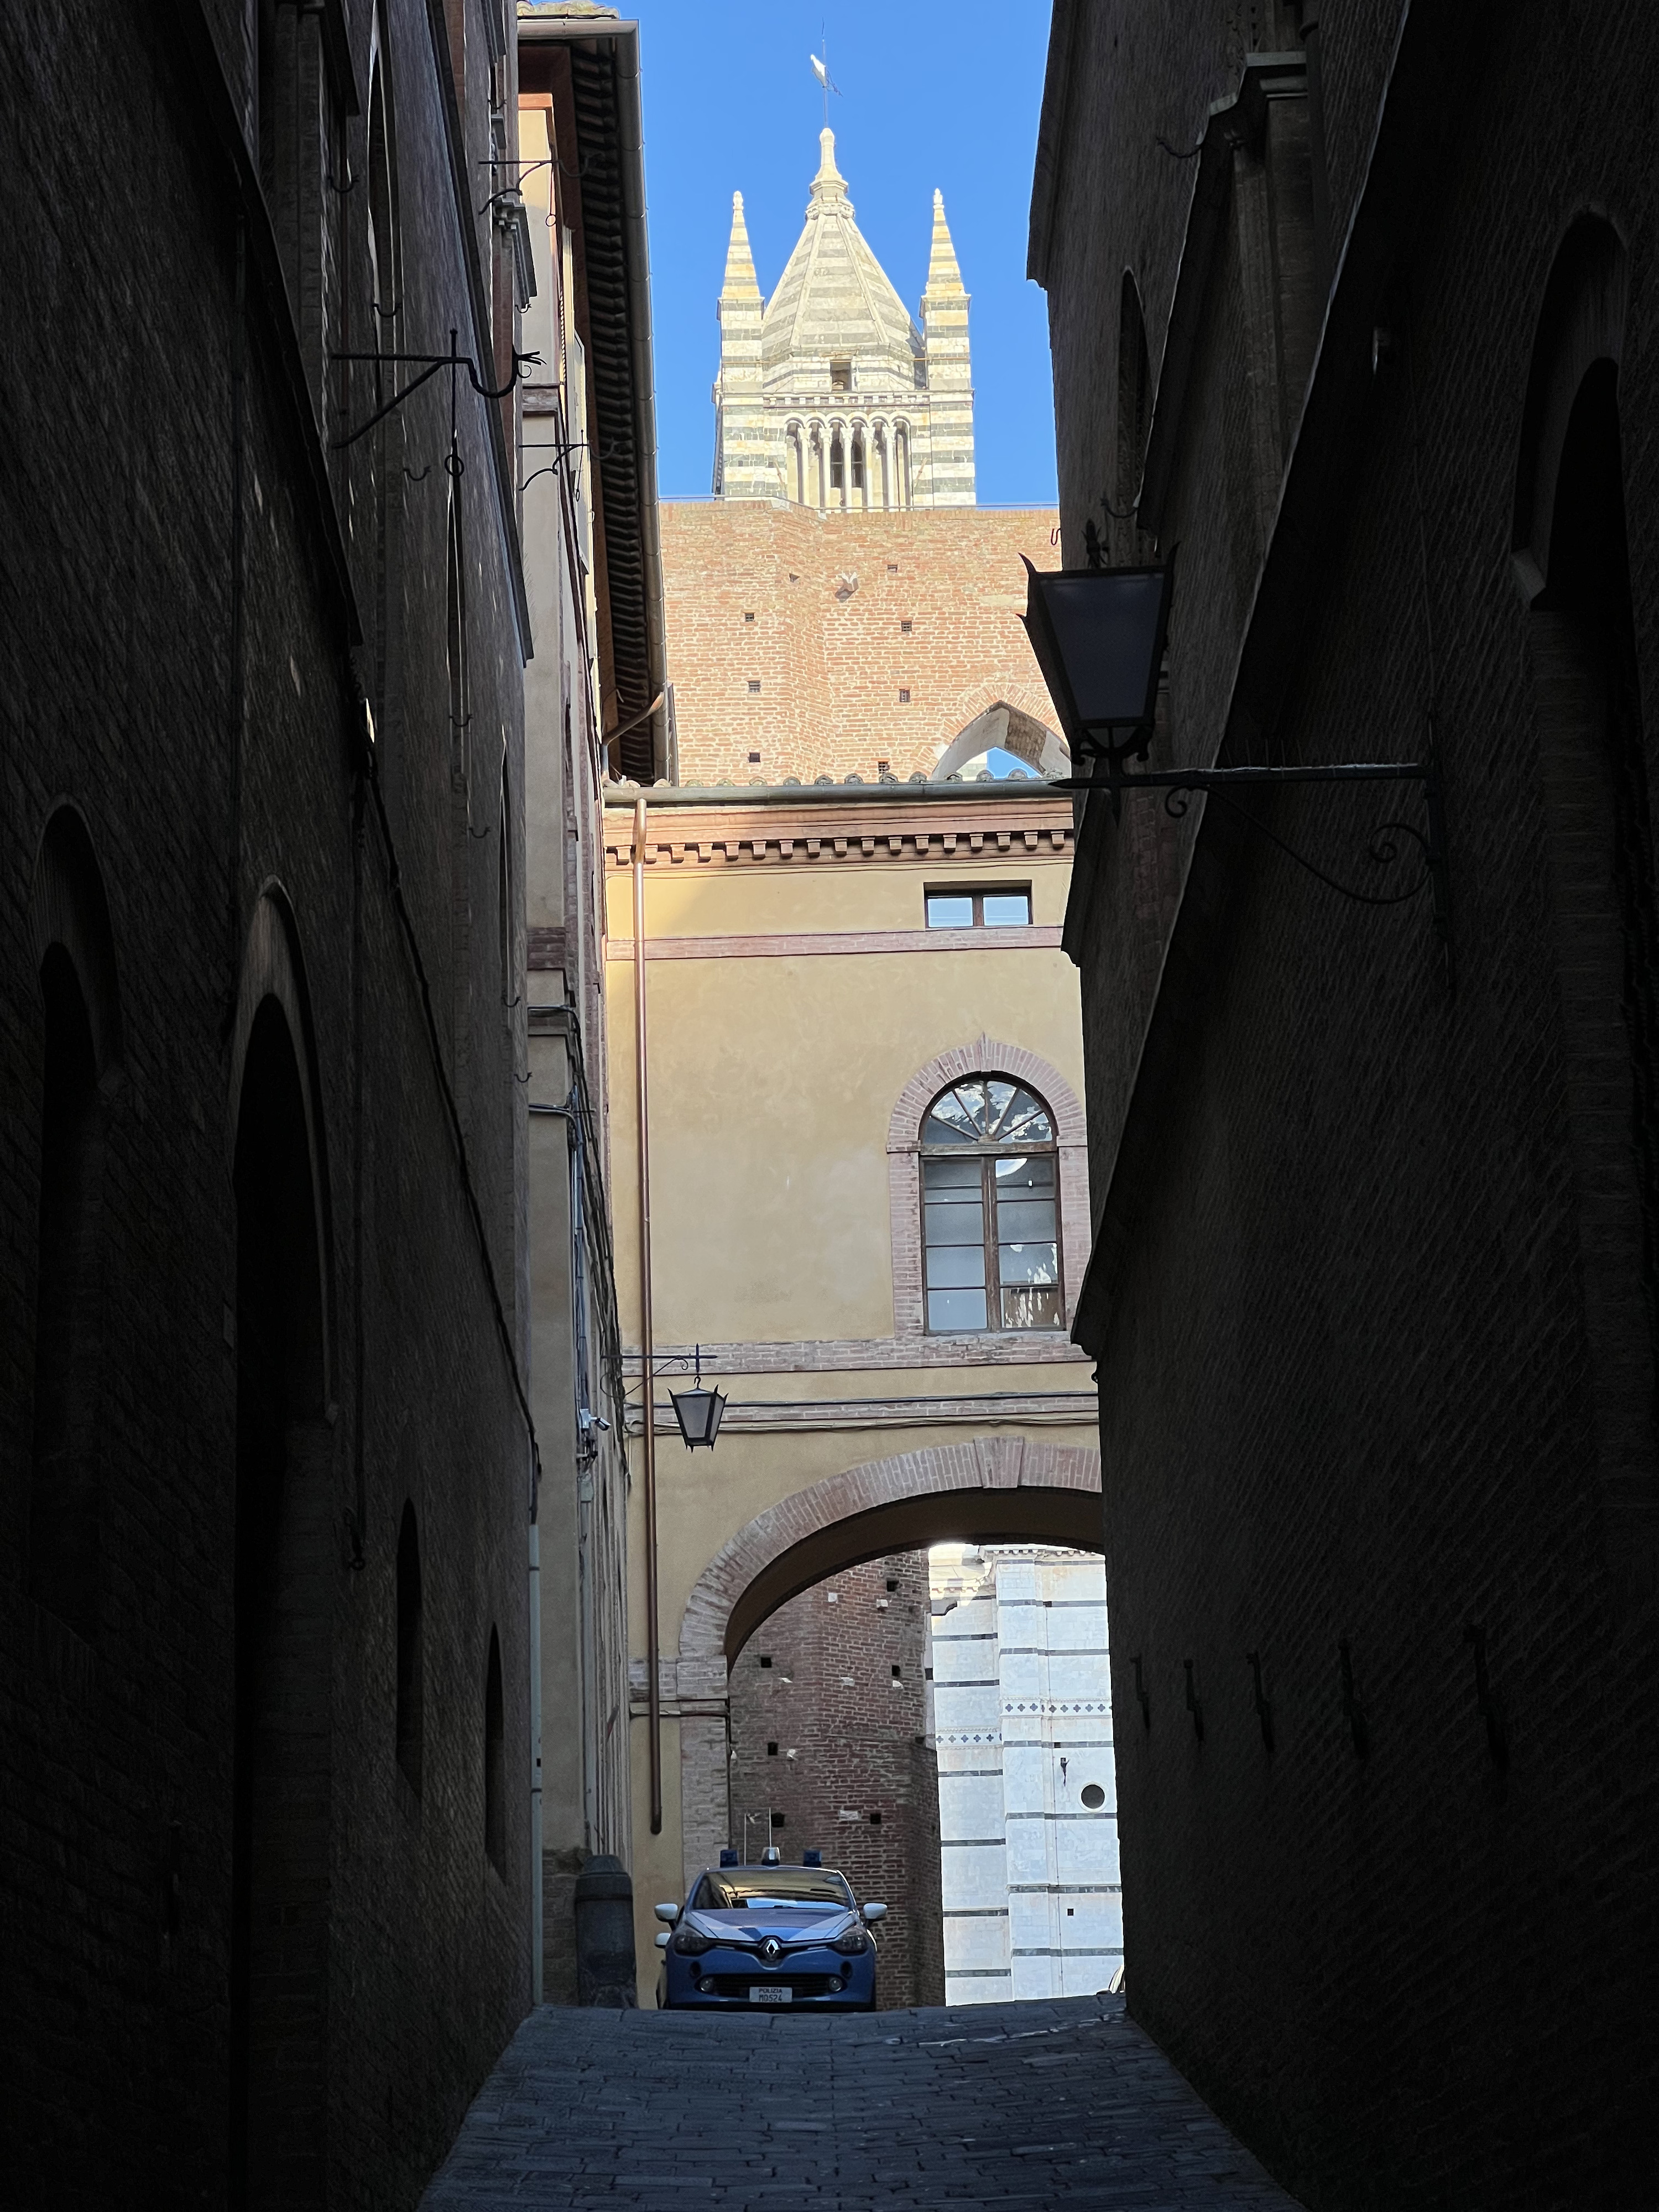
[832,1925,869,1955]
[671,1925,714,1955]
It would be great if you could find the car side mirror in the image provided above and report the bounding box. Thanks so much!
[654,1929,671,1949]
[654,1901,681,1924]
[862,1902,888,1923]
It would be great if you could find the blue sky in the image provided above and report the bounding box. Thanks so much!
[628,1,1058,505]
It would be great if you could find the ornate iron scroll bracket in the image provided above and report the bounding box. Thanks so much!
[328,329,542,450]
[1048,741,1453,991]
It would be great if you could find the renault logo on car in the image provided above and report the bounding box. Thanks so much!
[762,1937,783,1964]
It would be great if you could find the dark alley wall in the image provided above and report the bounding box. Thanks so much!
[1032,3,1659,2208]
[1,2,533,2204]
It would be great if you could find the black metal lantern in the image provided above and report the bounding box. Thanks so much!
[1021,541,1452,987]
[1020,554,1175,767]
[668,1344,726,1451]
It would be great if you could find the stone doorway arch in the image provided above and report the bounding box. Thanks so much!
[672,1437,1101,1887]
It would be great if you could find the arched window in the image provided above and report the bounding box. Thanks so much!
[920,1078,1062,1332]
[894,422,911,509]
[484,1626,506,1874]
[851,426,867,503]
[395,1502,424,1793]
[830,426,846,503]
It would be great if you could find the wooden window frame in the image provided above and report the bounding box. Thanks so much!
[917,1080,1063,1336]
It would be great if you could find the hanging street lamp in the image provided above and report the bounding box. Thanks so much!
[667,1343,727,1451]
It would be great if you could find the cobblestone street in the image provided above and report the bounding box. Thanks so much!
[421,1995,1303,2208]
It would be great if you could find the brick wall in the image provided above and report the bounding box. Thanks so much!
[660,502,1061,785]
[0,6,533,2204]
[727,1552,945,2010]
[1037,4,1659,2208]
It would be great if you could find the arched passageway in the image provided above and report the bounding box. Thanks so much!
[671,1438,1101,1887]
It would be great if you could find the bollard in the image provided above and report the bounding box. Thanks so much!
[573,1853,637,2007]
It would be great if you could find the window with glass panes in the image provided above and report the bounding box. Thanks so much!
[919,1078,1062,1332]
[924,886,1031,928]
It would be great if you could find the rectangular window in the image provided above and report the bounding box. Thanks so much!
[748,679,762,694]
[898,688,911,703]
[830,357,853,391]
[900,619,913,633]
[922,1151,1061,1334]
[925,887,1032,928]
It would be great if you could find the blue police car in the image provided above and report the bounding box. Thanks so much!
[655,1848,887,2010]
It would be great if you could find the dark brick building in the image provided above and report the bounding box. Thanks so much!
[1030,2,1659,2205]
[728,1552,945,2010]
[3,2,538,2203]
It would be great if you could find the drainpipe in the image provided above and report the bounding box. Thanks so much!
[633,795,662,1834]
[528,1504,543,2003]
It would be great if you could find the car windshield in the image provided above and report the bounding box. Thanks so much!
[693,1870,854,1911]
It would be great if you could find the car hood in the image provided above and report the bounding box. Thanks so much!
[685,1906,857,1946]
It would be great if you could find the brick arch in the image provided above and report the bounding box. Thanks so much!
[673,1438,1101,1885]
[887,1040,1089,1337]
[930,676,1063,768]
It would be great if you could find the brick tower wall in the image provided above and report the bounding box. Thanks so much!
[728,1552,945,2010]
[660,502,1061,786]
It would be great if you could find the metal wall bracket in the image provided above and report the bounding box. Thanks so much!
[1048,742,1452,989]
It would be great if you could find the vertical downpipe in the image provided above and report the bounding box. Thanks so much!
[633,796,662,1833]
[528,1500,542,2002]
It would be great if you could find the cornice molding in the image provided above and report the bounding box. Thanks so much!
[602,796,1073,870]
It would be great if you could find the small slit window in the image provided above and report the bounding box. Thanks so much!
[898,688,911,704]
[920,1077,1062,1333]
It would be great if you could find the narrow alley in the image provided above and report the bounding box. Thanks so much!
[421,1996,1301,2209]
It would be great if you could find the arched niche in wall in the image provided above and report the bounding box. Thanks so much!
[227,886,336,2202]
[1513,212,1659,1603]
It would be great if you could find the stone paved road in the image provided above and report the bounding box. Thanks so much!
[421,1995,1305,2208]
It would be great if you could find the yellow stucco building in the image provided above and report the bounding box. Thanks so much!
[606,781,1100,1991]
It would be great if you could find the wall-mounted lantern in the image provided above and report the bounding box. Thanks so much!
[1021,552,1451,982]
[1019,555,1175,774]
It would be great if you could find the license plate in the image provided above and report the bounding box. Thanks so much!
[749,1985,792,2004]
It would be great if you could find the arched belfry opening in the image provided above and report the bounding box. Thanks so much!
[1515,214,1659,1598]
[229,954,333,2206]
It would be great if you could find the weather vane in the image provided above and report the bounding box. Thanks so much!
[810,34,842,129]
